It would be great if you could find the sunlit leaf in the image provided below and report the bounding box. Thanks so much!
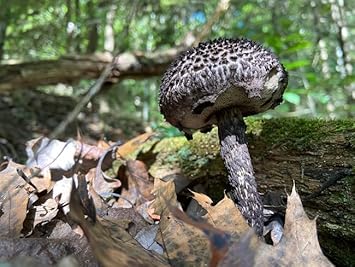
[283,92,301,105]
[284,59,310,70]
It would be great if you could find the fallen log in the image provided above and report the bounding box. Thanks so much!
[145,118,354,267]
[0,48,182,92]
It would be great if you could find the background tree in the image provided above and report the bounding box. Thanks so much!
[0,0,354,146]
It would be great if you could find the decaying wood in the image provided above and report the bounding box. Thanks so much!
[147,119,354,266]
[0,50,181,92]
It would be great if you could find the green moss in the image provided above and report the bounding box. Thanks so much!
[147,118,354,178]
[178,128,225,178]
[152,136,188,153]
[149,129,224,179]
[246,117,355,151]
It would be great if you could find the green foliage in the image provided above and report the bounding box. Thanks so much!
[1,0,354,131]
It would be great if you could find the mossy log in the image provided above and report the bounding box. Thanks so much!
[143,118,354,267]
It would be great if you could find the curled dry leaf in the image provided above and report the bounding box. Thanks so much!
[0,161,33,237]
[52,176,74,214]
[69,185,167,267]
[26,137,76,172]
[116,132,154,159]
[90,133,153,200]
[91,143,121,199]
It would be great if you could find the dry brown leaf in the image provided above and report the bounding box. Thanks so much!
[22,197,59,236]
[91,166,121,199]
[32,198,59,228]
[0,161,33,237]
[126,160,154,201]
[190,190,213,206]
[150,178,177,216]
[69,185,167,267]
[116,132,153,159]
[191,191,250,235]
[28,167,53,193]
[151,179,211,266]
[115,160,154,208]
[172,185,333,267]
[251,185,333,267]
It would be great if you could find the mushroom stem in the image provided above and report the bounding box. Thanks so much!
[217,108,264,236]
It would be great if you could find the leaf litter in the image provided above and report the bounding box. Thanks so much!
[0,134,333,266]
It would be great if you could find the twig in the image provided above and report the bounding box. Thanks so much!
[50,64,114,139]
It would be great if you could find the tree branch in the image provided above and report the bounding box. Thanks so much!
[0,0,231,92]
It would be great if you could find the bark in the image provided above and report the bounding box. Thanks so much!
[86,0,99,53]
[0,19,7,61]
[66,0,74,53]
[149,119,354,266]
[0,5,10,61]
[104,4,116,53]
[74,0,81,52]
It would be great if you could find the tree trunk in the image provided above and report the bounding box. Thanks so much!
[147,118,354,266]
[86,0,99,53]
[104,4,116,53]
[74,0,81,53]
[0,5,9,61]
[330,0,354,114]
[65,0,74,53]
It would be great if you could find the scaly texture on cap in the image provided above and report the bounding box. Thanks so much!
[159,38,288,134]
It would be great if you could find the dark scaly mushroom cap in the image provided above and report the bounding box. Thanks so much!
[159,38,288,134]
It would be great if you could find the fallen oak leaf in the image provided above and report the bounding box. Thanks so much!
[171,185,334,267]
[220,185,334,266]
[190,191,250,235]
[151,179,211,266]
[170,206,231,267]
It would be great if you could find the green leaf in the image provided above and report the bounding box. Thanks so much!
[284,59,310,70]
[284,92,301,105]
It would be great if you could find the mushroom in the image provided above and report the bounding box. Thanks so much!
[159,38,288,236]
